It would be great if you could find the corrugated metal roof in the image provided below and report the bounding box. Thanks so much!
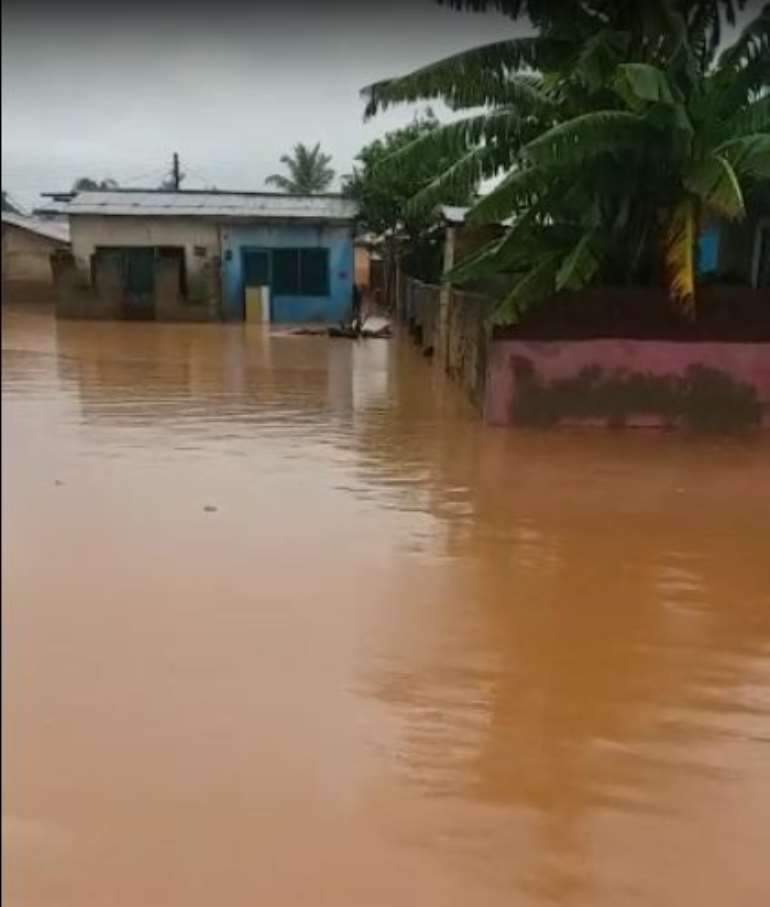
[439,206,471,225]
[437,204,514,228]
[37,190,358,221]
[1,212,70,243]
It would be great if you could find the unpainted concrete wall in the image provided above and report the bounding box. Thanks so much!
[154,254,220,322]
[57,216,221,320]
[401,277,440,354]
[2,224,68,301]
[52,251,120,319]
[68,215,221,319]
[401,276,492,406]
[445,289,494,407]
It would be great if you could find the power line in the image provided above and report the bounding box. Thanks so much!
[184,165,218,188]
[119,168,169,187]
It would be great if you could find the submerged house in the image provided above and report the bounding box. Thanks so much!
[2,212,70,302]
[37,189,358,322]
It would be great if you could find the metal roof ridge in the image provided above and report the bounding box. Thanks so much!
[41,188,350,200]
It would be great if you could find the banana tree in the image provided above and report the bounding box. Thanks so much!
[362,1,769,321]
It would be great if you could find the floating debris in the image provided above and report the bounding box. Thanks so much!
[292,316,392,340]
[290,326,328,336]
[203,504,218,512]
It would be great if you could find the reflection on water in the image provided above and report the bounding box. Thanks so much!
[3,305,770,906]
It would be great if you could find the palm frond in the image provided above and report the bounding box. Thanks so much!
[684,154,745,219]
[361,37,573,118]
[722,94,770,139]
[612,63,678,110]
[404,145,501,217]
[378,108,528,175]
[714,133,770,180]
[492,252,561,324]
[653,1,701,93]
[266,142,335,193]
[446,234,506,284]
[685,0,748,66]
[444,73,556,113]
[436,0,528,19]
[555,228,602,291]
[449,203,548,284]
[523,110,650,169]
[718,4,769,70]
[664,196,698,317]
[707,56,770,129]
[574,29,631,93]
[686,0,721,65]
[265,174,293,190]
[467,165,550,224]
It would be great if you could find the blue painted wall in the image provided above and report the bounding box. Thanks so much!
[221,223,354,322]
[697,223,720,276]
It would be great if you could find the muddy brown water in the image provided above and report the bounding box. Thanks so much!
[3,305,770,906]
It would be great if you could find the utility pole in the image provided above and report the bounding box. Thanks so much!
[172,152,181,191]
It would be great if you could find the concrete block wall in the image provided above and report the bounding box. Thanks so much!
[446,289,494,407]
[400,272,770,428]
[52,245,221,322]
[154,255,219,322]
[63,215,221,321]
[52,251,120,319]
[400,276,492,407]
[2,224,68,303]
[405,279,440,354]
[485,338,770,429]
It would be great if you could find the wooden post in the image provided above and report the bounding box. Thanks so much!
[172,153,181,191]
[438,225,456,371]
[394,254,402,320]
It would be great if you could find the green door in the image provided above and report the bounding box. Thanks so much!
[122,248,156,318]
[243,249,270,287]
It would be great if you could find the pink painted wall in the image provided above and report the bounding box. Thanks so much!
[485,339,770,428]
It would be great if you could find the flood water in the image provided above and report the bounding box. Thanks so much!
[3,304,770,906]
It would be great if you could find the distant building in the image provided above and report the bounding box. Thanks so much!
[698,215,769,289]
[1,212,71,302]
[354,238,372,289]
[439,205,770,290]
[354,233,384,301]
[37,189,359,323]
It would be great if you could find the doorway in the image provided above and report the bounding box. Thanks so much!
[93,246,156,319]
[242,249,270,321]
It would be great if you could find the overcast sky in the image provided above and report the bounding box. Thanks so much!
[2,0,519,211]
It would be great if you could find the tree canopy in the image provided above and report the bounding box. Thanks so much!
[344,110,476,281]
[265,143,335,194]
[362,0,770,321]
[343,109,475,236]
[72,177,119,191]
